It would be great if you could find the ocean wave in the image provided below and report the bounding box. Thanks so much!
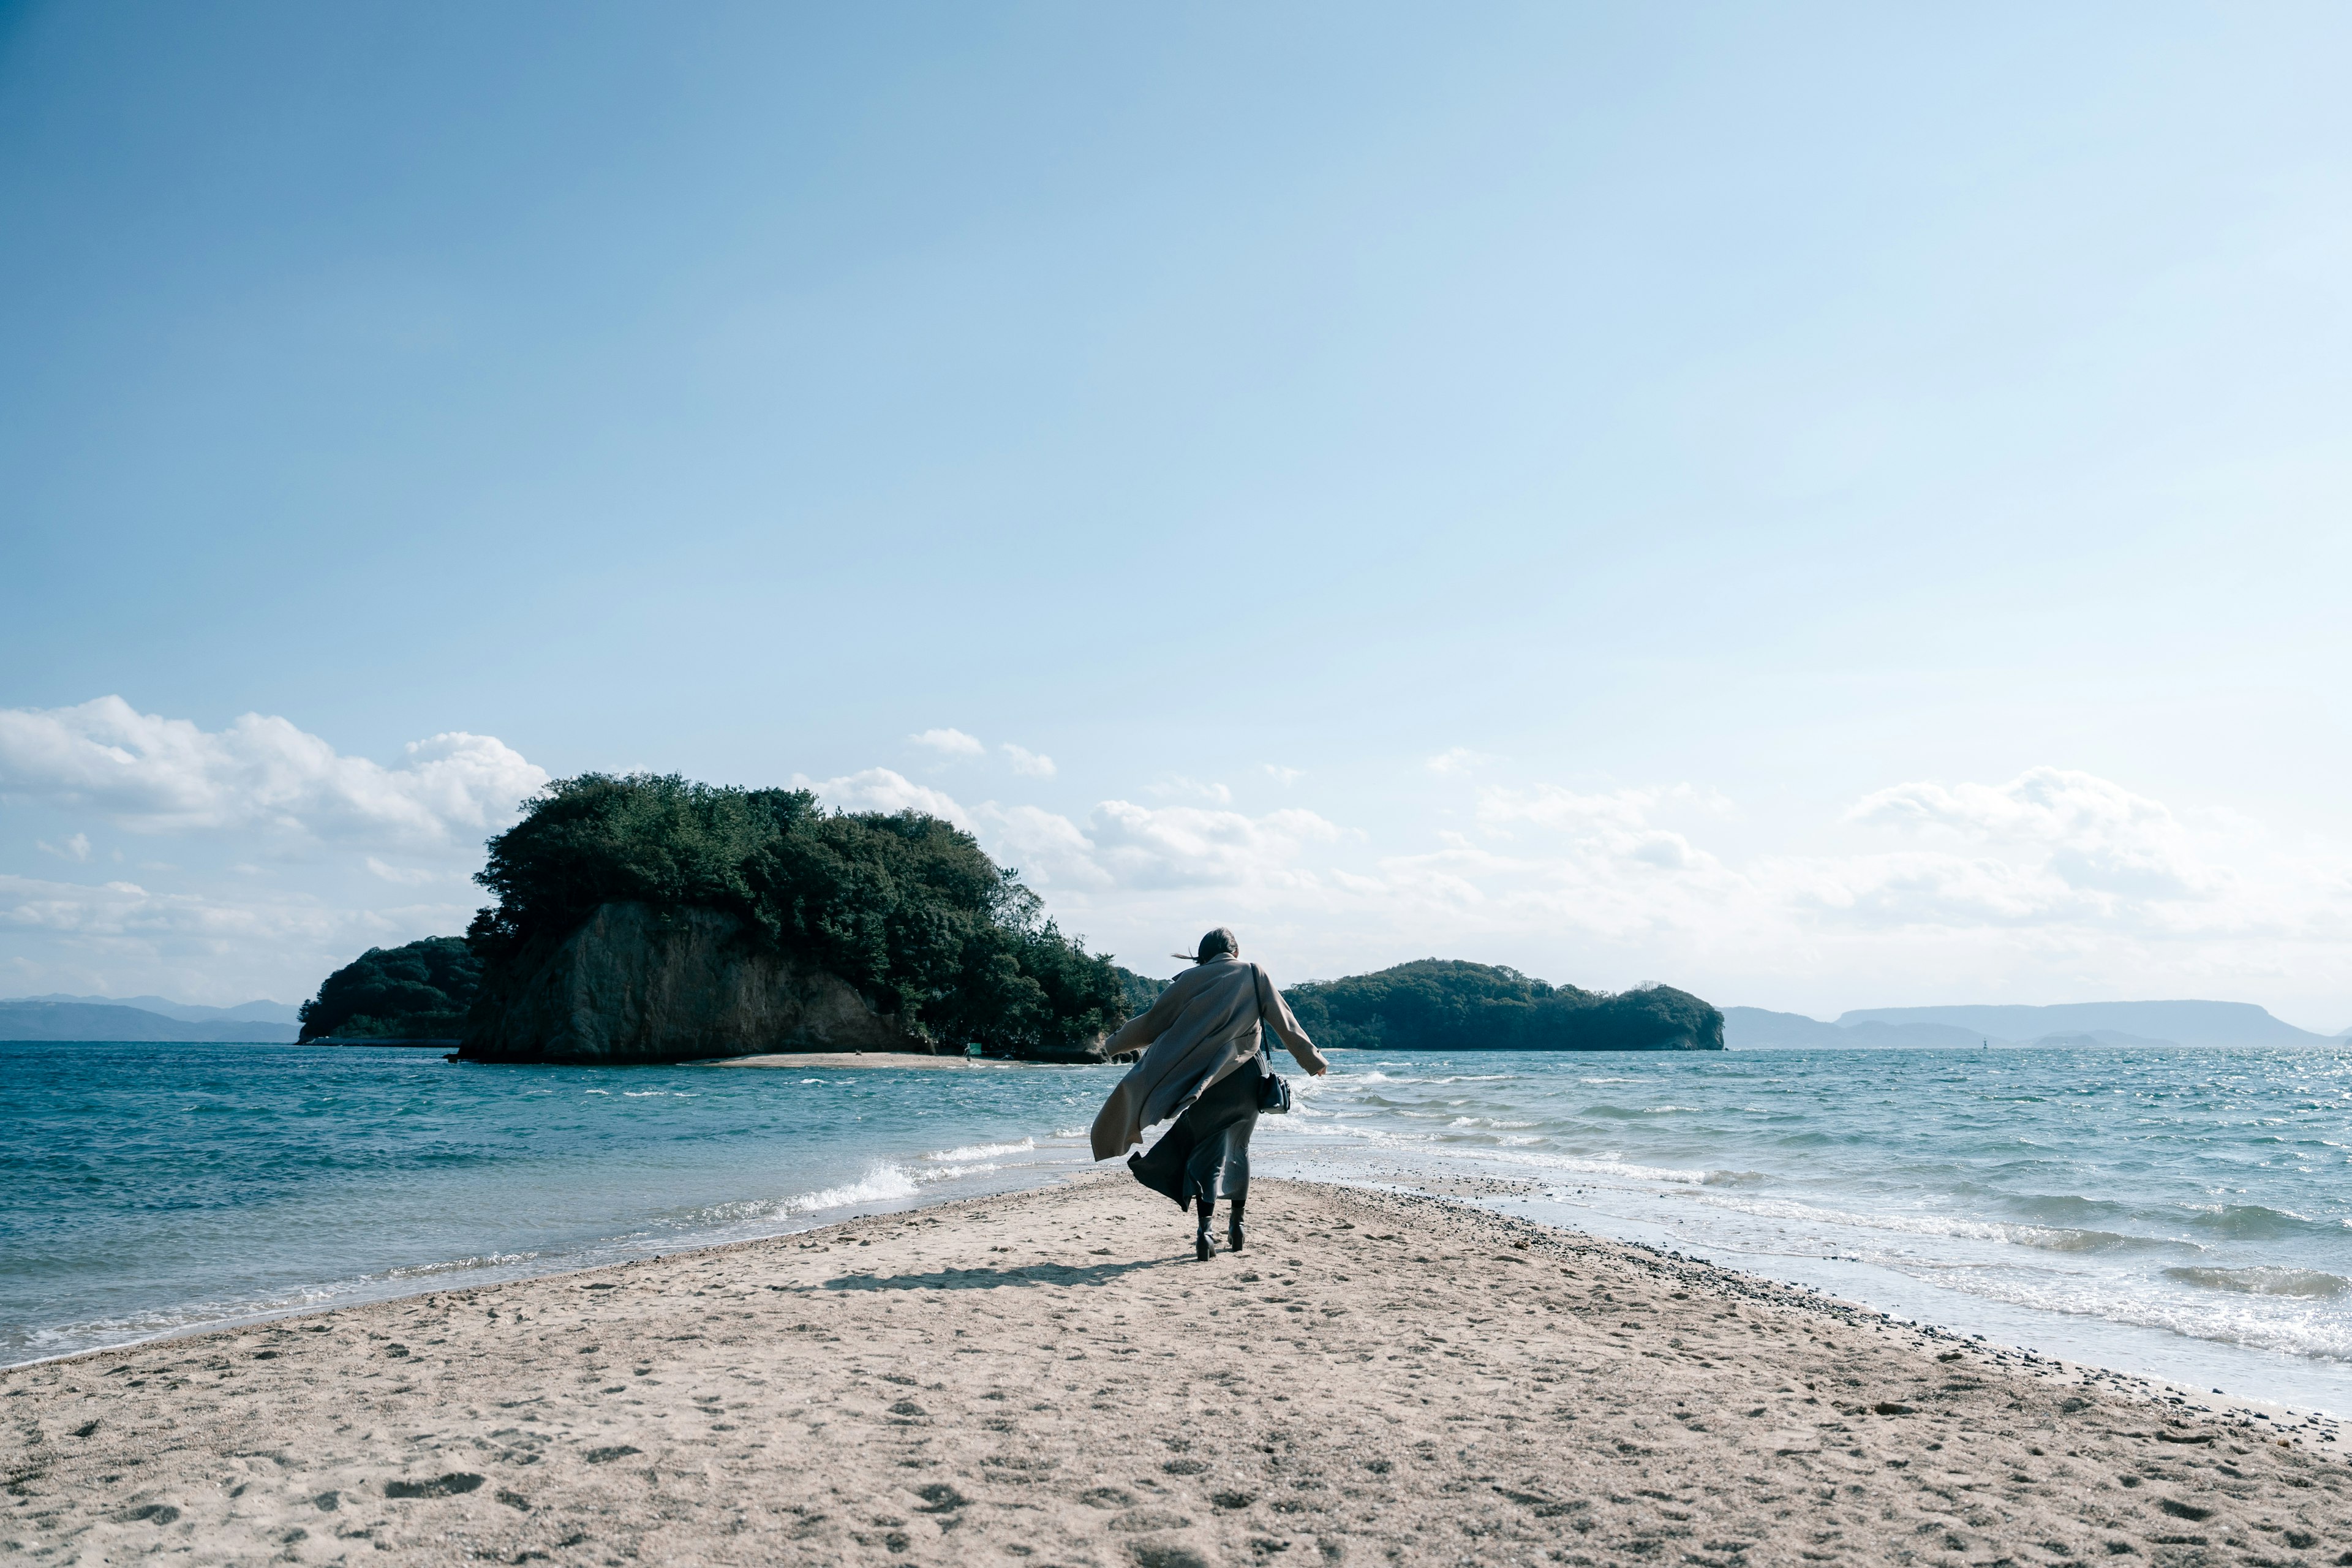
[1926,1266,2352,1363]
[1994,1191,2141,1227]
[915,1163,998,1182]
[2162,1265,2350,1299]
[383,1250,540,1278]
[2012,1227,2187,1256]
[924,1137,1035,1162]
[1678,1191,2193,1256]
[2183,1204,2336,1240]
[785,1167,923,1213]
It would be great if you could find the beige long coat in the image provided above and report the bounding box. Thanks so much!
[1088,954,1328,1161]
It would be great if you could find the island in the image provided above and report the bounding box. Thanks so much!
[298,937,481,1043]
[290,775,1725,1065]
[1281,958,1723,1051]
[451,773,1129,1065]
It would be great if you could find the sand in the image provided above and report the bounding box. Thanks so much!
[710,1054,1134,1071]
[4,1178,2344,1566]
[709,1053,1027,1071]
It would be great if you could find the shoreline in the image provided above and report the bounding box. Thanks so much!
[707,1051,1099,1070]
[10,1157,2346,1434]
[5,1179,2341,1565]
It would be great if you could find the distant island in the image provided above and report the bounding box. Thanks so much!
[298,937,481,1042]
[1281,959,1723,1052]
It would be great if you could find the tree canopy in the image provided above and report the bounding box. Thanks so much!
[1114,965,1169,1017]
[466,773,1128,1057]
[298,937,481,1041]
[1282,959,1723,1051]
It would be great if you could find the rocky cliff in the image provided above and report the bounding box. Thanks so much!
[459,901,924,1065]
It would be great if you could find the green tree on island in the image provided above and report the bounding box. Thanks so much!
[466,773,1129,1058]
[297,937,483,1041]
[1282,959,1723,1050]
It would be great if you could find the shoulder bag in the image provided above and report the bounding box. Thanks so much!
[1251,963,1293,1114]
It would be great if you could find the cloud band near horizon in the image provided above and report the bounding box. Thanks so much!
[1,699,2344,1027]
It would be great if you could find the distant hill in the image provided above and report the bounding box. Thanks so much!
[1836,1001,2331,1049]
[0,1000,300,1042]
[15,992,300,1026]
[299,937,481,1041]
[1284,959,1722,1052]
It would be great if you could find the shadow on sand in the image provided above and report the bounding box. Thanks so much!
[815,1257,1181,1292]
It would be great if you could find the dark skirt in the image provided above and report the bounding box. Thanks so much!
[1128,1060,1260,1208]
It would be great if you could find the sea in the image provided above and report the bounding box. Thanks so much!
[4,1039,2346,1416]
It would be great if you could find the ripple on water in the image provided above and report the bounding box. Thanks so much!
[2162,1265,2349,1299]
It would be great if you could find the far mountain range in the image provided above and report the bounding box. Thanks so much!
[1725,999,2348,1050]
[0,993,300,1042]
[0,990,2343,1049]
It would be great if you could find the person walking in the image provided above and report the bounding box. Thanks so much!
[1089,927,1329,1260]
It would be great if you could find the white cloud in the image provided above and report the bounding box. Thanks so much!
[973,802,1111,889]
[0,870,472,1005]
[364,857,448,886]
[1150,776,1233,805]
[1088,802,1346,890]
[37,832,91,862]
[0,697,546,850]
[1427,747,1496,775]
[1001,743,1057,778]
[1476,785,1709,873]
[1263,764,1303,786]
[908,727,984,757]
[8,728,2345,1022]
[783,760,2346,1008]
[1844,767,2214,905]
[795,767,975,828]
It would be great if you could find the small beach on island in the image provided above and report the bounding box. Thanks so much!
[6,1178,2343,1567]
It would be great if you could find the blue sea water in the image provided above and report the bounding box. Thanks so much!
[0,1042,1122,1366]
[4,1039,2347,1415]
[1254,1044,2352,1414]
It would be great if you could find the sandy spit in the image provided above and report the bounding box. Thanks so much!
[4,1178,2345,1566]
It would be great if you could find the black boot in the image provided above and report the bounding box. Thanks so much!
[1194,1196,1215,1262]
[1227,1196,1246,1253]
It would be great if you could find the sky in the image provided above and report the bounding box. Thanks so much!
[2,2,2348,1028]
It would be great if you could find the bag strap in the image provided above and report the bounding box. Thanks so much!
[1250,963,1280,1074]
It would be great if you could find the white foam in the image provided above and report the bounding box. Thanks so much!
[785,1167,922,1213]
[916,1163,998,1182]
[2164,1265,2348,1299]
[924,1137,1035,1162]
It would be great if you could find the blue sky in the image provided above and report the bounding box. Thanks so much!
[3,2,2348,1026]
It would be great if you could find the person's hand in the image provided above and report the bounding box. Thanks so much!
[1310,1063,1329,1077]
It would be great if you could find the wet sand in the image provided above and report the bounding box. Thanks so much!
[4,1178,2343,1566]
